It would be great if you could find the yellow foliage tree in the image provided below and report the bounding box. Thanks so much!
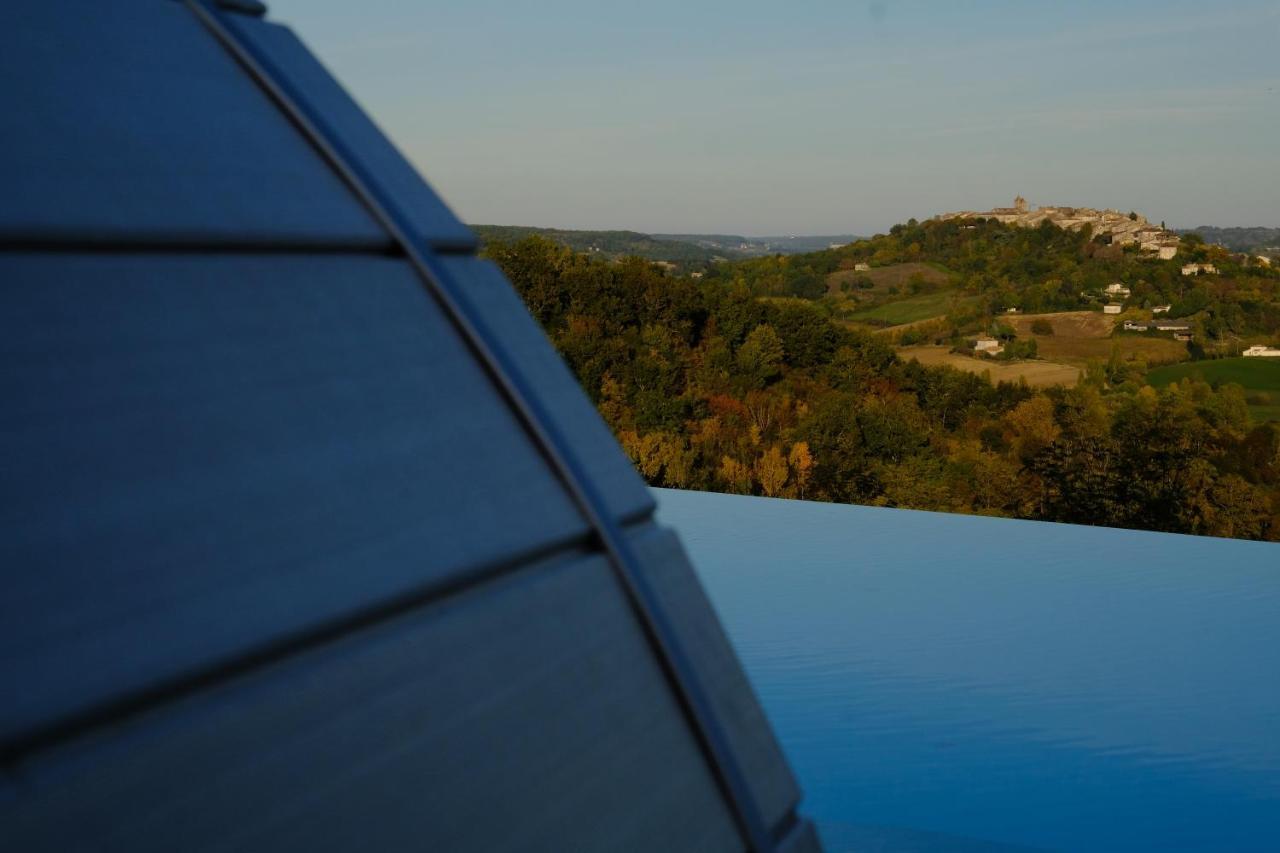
[1004,396,1060,461]
[657,433,695,488]
[787,442,814,499]
[598,374,632,431]
[755,445,789,498]
[719,455,753,495]
[619,430,664,479]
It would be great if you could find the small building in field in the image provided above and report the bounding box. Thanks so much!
[854,262,871,272]
[1154,322,1190,332]
[1123,320,1149,331]
[1182,263,1218,276]
[974,337,1003,354]
[1243,345,1280,358]
[1173,332,1193,342]
[1103,303,1123,314]
[1152,304,1172,315]
[1104,282,1131,298]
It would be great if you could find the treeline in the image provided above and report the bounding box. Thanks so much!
[1177,226,1280,255]
[484,236,1280,541]
[472,225,726,268]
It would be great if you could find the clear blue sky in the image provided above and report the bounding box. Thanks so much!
[270,0,1278,236]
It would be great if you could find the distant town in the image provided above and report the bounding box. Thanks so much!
[938,196,1183,259]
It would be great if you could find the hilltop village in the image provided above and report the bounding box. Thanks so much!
[938,197,1182,259]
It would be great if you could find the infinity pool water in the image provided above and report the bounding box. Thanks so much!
[655,488,1280,852]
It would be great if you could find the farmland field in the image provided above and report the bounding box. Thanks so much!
[848,290,977,326]
[1038,335,1188,364]
[1007,310,1187,366]
[1006,310,1114,339]
[898,346,1081,387]
[826,261,951,296]
[1147,357,1280,421]
[1147,357,1280,390]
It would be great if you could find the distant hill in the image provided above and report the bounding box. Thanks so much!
[471,225,862,270]
[703,216,1280,366]
[652,233,861,257]
[1177,226,1280,257]
[471,225,723,269]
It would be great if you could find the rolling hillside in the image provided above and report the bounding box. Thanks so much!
[484,233,1280,541]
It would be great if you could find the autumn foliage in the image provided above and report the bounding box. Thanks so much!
[485,236,1280,541]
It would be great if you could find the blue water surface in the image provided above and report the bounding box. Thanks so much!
[654,488,1280,852]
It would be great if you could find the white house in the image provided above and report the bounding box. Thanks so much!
[1123,320,1149,331]
[1243,345,1280,358]
[974,338,1003,354]
[854,262,871,272]
[1181,263,1218,276]
[1152,304,1172,315]
[1103,303,1123,314]
[1154,322,1190,332]
[1256,255,1272,267]
[1104,282,1131,298]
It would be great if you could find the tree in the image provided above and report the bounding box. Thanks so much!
[719,455,753,495]
[991,321,1017,341]
[756,446,790,497]
[788,442,815,498]
[735,324,785,388]
[1005,396,1060,461]
[788,272,826,300]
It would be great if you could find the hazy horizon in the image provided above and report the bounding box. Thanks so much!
[270,0,1279,235]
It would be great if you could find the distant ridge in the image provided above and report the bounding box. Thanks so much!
[1176,226,1280,257]
[472,224,861,270]
[651,233,862,256]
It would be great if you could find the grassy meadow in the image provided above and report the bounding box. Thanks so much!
[1147,357,1280,421]
[848,290,975,326]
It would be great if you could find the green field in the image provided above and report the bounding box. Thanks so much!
[847,290,975,326]
[1147,357,1280,422]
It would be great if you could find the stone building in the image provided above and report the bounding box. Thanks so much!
[938,198,1180,258]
